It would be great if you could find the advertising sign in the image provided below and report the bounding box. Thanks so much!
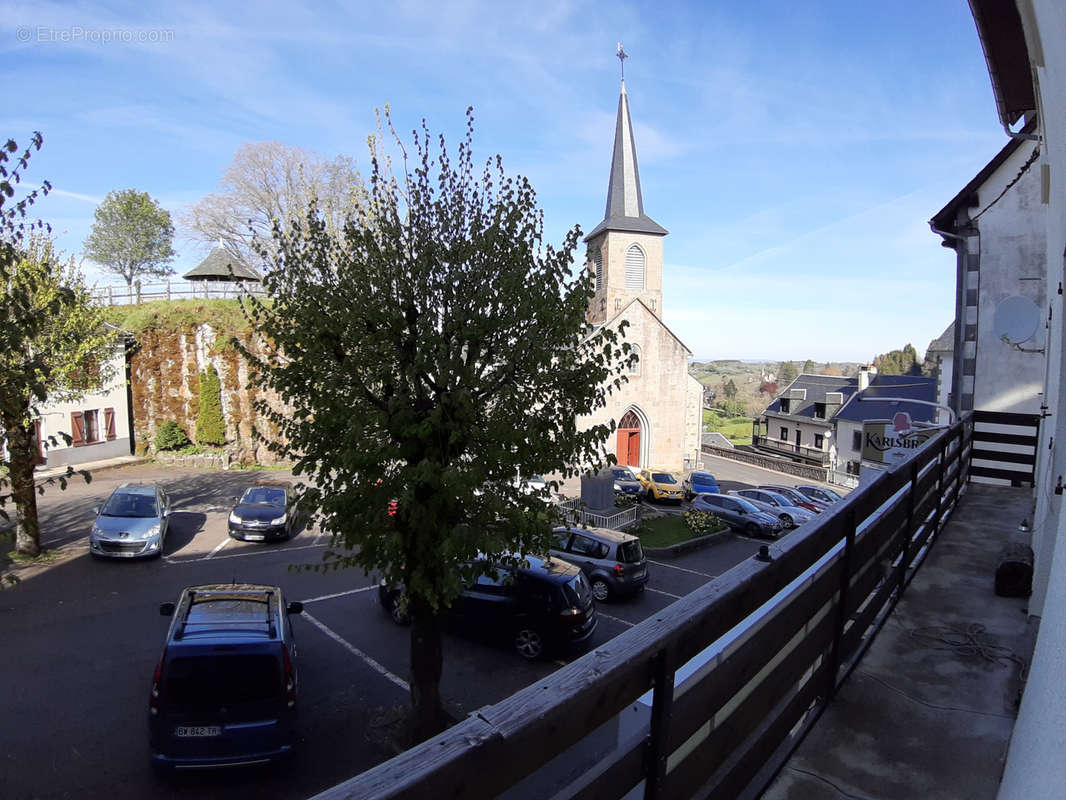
[861,412,937,465]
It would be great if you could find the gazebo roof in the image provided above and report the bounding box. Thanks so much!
[182,247,261,282]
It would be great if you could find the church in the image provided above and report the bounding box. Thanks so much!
[578,74,704,473]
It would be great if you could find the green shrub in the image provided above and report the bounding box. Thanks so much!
[196,363,226,446]
[614,493,640,509]
[155,420,191,451]
[684,509,726,536]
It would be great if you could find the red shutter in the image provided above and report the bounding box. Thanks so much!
[71,412,85,447]
[104,408,116,441]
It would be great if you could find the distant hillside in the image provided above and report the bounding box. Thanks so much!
[690,359,863,417]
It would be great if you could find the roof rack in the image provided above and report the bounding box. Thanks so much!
[173,588,276,641]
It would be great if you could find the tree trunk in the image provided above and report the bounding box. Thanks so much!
[3,416,41,557]
[409,596,446,743]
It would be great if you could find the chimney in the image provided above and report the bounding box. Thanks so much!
[858,364,877,391]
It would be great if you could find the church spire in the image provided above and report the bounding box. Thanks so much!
[585,49,667,242]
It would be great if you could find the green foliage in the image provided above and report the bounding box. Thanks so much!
[802,359,814,373]
[84,188,175,287]
[195,363,226,446]
[102,298,252,336]
[1,133,119,555]
[614,493,640,510]
[684,509,727,536]
[778,361,798,383]
[239,109,631,738]
[715,398,747,418]
[154,420,191,451]
[722,378,738,399]
[873,343,922,376]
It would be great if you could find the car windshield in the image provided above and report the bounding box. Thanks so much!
[652,473,676,484]
[241,488,286,506]
[764,492,792,506]
[101,492,158,518]
[618,540,644,564]
[612,469,633,480]
[734,497,760,513]
[694,474,716,484]
[560,572,592,607]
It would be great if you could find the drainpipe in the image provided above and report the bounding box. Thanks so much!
[929,221,972,417]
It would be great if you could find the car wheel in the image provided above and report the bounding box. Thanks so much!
[514,626,545,660]
[591,579,611,603]
[781,514,795,528]
[745,522,760,537]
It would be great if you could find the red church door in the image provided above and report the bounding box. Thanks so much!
[616,410,641,467]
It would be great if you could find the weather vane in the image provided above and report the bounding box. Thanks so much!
[617,42,628,80]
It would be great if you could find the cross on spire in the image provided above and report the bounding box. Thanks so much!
[617,42,627,81]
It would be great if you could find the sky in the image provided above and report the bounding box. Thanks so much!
[2,1,1006,362]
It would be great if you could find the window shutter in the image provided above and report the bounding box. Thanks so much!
[104,408,116,441]
[593,250,603,292]
[71,412,85,447]
[625,245,644,290]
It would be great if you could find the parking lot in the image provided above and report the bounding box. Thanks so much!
[0,457,840,799]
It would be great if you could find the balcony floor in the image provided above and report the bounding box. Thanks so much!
[763,484,1037,800]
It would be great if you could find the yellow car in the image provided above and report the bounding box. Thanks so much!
[638,469,684,504]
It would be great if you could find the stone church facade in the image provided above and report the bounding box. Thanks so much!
[577,78,703,472]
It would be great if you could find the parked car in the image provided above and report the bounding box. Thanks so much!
[794,485,844,505]
[730,489,816,528]
[611,467,644,495]
[550,526,648,601]
[759,485,829,513]
[638,469,684,504]
[379,554,597,660]
[150,583,304,771]
[683,471,720,499]
[691,493,783,538]
[89,482,171,559]
[229,481,296,542]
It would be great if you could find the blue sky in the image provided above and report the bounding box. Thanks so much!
[3,1,1004,362]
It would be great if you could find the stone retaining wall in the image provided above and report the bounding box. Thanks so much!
[701,444,829,482]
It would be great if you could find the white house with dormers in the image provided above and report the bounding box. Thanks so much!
[576,77,703,473]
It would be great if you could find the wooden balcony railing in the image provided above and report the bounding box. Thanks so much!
[313,415,974,800]
[752,434,832,465]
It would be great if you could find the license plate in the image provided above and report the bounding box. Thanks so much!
[174,726,221,738]
[245,534,265,541]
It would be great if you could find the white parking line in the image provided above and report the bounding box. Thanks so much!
[646,587,683,600]
[301,585,377,604]
[165,542,327,565]
[303,611,410,693]
[646,559,716,578]
[597,611,635,627]
[204,537,231,559]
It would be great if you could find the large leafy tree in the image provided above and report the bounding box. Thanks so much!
[183,141,365,271]
[873,343,922,376]
[241,111,631,741]
[84,188,176,287]
[1,134,118,557]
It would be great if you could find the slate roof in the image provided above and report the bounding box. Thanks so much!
[926,322,955,355]
[763,374,859,421]
[834,375,937,423]
[584,81,668,242]
[182,247,261,282]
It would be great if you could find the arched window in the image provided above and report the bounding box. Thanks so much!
[628,344,641,375]
[593,249,603,292]
[625,244,645,290]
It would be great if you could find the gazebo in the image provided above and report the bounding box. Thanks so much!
[182,246,261,283]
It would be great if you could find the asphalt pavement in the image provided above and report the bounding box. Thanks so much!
[0,457,834,799]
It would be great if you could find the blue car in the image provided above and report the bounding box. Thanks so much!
[611,467,644,495]
[683,471,720,500]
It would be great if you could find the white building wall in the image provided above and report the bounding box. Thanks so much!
[972,140,1047,414]
[996,1,1066,797]
[34,348,131,467]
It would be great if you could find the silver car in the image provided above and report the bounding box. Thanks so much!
[89,482,171,559]
[730,489,816,528]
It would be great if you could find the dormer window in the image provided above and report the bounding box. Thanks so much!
[779,398,791,413]
[814,403,826,419]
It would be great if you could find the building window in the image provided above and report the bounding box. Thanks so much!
[625,244,645,290]
[780,427,788,440]
[852,431,862,451]
[592,249,603,292]
[814,403,826,419]
[779,399,790,413]
[795,430,802,446]
[814,434,824,449]
[628,345,641,376]
[71,408,114,446]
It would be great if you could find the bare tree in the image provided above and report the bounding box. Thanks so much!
[183,141,365,268]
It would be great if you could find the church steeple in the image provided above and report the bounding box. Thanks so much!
[585,77,668,242]
[585,55,668,325]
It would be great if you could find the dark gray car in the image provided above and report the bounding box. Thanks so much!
[550,526,648,601]
[730,489,817,528]
[691,493,783,538]
[89,482,171,559]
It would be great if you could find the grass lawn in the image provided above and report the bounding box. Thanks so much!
[637,515,696,548]
[703,411,754,446]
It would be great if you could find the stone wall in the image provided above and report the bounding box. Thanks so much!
[701,444,829,482]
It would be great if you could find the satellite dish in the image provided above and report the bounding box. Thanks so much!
[993,296,1040,345]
